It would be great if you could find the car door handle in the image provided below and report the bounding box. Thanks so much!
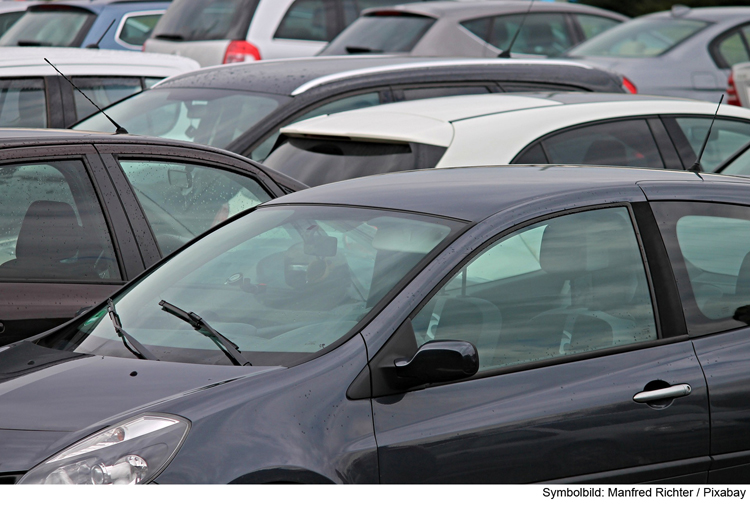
[633,384,692,403]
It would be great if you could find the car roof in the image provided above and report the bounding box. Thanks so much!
[263,165,741,222]
[0,47,199,77]
[156,56,607,96]
[365,1,627,20]
[279,92,739,147]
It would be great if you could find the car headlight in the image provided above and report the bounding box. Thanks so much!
[18,413,190,485]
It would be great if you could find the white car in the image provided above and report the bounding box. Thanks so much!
[0,47,199,128]
[143,0,436,67]
[264,92,750,185]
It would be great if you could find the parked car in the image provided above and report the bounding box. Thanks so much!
[265,92,750,186]
[74,56,630,161]
[4,165,750,484]
[727,61,750,107]
[0,47,198,128]
[319,1,626,58]
[0,129,303,346]
[0,1,34,39]
[143,0,436,66]
[0,0,168,51]
[565,6,750,102]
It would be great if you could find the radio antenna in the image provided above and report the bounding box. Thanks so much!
[86,18,116,49]
[499,0,534,58]
[44,58,128,134]
[687,94,724,175]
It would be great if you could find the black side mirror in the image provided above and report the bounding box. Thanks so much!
[394,340,479,384]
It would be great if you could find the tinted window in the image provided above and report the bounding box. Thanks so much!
[574,13,620,40]
[491,13,574,57]
[342,0,425,26]
[401,85,490,101]
[675,117,750,172]
[71,77,143,123]
[652,201,750,337]
[0,11,24,38]
[119,160,271,256]
[320,14,435,55]
[251,92,381,161]
[0,160,119,281]
[716,144,750,177]
[151,0,258,42]
[0,9,95,47]
[118,13,162,48]
[74,88,285,149]
[539,119,664,168]
[713,30,750,68]
[275,0,330,41]
[569,18,709,58]
[411,207,656,371]
[513,143,547,164]
[0,79,46,128]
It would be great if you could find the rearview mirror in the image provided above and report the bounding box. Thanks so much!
[168,168,192,189]
[394,340,478,384]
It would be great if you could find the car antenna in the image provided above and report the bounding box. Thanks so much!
[687,93,724,176]
[498,0,534,58]
[44,58,128,134]
[85,18,116,49]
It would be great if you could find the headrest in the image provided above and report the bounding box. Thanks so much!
[371,218,449,254]
[15,201,82,261]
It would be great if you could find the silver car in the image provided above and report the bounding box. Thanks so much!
[566,6,750,102]
[318,0,626,58]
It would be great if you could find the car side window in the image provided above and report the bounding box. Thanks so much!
[274,0,331,42]
[399,85,490,101]
[250,91,381,161]
[0,79,46,128]
[651,201,750,337]
[118,160,272,256]
[674,117,750,172]
[410,207,657,372]
[70,77,143,123]
[537,119,664,168]
[117,12,162,48]
[574,14,620,40]
[0,160,120,281]
[462,13,574,56]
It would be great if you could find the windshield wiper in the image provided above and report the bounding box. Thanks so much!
[107,299,159,361]
[158,300,251,366]
[17,40,44,47]
[345,46,383,54]
[154,33,185,41]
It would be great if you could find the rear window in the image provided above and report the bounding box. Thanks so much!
[117,12,162,48]
[568,17,709,58]
[263,137,446,186]
[152,0,259,42]
[0,7,95,47]
[0,11,24,38]
[320,13,435,55]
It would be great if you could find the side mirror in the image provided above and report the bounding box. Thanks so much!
[394,340,479,384]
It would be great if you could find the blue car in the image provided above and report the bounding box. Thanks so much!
[0,0,169,51]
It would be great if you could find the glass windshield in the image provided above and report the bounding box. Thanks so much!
[73,88,286,149]
[568,18,709,58]
[39,206,461,367]
[0,9,94,47]
[320,14,435,55]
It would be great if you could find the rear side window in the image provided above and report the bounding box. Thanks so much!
[574,13,620,40]
[0,11,24,38]
[151,0,259,42]
[0,8,95,47]
[0,79,46,128]
[71,77,143,123]
[275,0,331,41]
[711,26,750,69]
[674,117,750,172]
[320,14,435,55]
[117,12,162,48]
[462,13,574,57]
[264,138,446,186]
[530,119,664,169]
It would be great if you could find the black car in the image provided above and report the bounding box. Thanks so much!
[73,56,630,161]
[3,165,750,484]
[0,129,301,346]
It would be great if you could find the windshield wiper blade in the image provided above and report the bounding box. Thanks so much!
[158,300,251,366]
[17,40,44,47]
[107,299,159,361]
[345,45,382,54]
[154,33,185,41]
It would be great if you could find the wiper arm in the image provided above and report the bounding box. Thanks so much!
[107,299,159,361]
[159,300,251,366]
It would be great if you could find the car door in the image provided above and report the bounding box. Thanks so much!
[368,204,710,483]
[645,194,750,483]
[96,144,283,263]
[0,146,139,346]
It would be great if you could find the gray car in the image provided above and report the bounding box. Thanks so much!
[319,0,626,58]
[566,6,750,102]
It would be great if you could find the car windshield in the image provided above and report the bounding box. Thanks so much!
[568,17,709,58]
[320,14,436,55]
[73,88,287,149]
[38,206,461,367]
[0,9,95,47]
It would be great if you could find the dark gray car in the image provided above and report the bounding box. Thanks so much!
[3,165,750,483]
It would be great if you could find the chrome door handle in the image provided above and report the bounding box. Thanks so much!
[633,384,692,403]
